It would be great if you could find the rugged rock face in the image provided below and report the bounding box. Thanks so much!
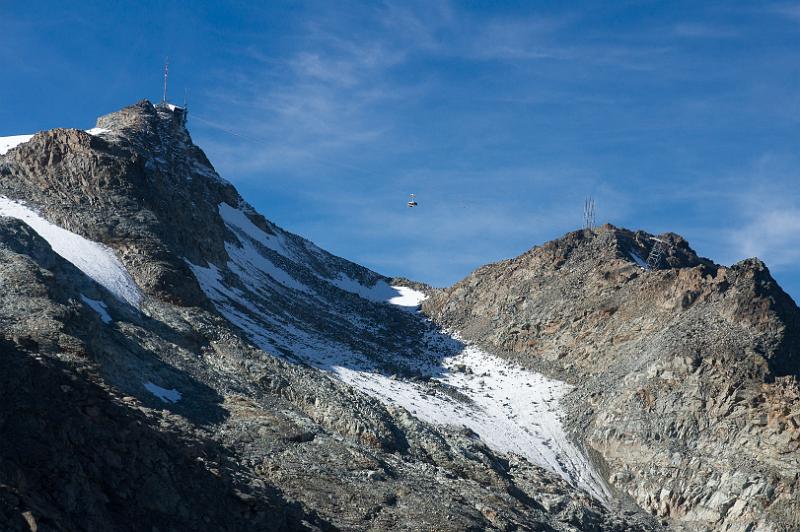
[0,102,660,531]
[425,225,800,531]
[9,99,796,531]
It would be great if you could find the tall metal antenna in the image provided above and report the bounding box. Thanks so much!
[162,57,169,103]
[583,196,596,232]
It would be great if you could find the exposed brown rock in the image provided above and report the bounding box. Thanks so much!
[425,225,800,531]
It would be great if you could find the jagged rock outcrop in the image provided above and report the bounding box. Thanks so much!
[0,102,660,530]
[425,225,800,531]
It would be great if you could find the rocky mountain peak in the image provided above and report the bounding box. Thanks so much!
[0,99,674,531]
[424,221,800,529]
[96,99,186,131]
[428,221,799,374]
[524,224,711,274]
[2,99,800,530]
[0,101,250,305]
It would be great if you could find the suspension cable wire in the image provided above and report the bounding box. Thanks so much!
[188,113,490,210]
[189,112,376,176]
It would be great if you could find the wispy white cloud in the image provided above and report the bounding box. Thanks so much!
[672,22,739,38]
[195,7,429,177]
[196,1,669,179]
[769,2,800,21]
[731,208,800,268]
[185,1,800,293]
[377,3,669,69]
[682,153,800,271]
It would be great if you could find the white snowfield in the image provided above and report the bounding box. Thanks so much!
[143,381,182,403]
[330,339,610,503]
[0,197,143,307]
[0,135,34,155]
[387,285,427,308]
[332,273,427,309]
[190,202,610,504]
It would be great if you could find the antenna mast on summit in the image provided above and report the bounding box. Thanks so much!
[583,196,596,232]
[162,57,169,103]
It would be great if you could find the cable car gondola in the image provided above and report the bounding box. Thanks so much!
[407,193,418,207]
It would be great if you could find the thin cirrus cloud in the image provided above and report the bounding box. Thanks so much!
[183,1,800,298]
[733,209,800,269]
[197,6,650,178]
[769,3,800,21]
[195,26,411,176]
[722,159,800,273]
[2,2,796,295]
[672,22,740,38]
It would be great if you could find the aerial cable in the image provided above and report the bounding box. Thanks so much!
[190,113,434,209]
[189,112,375,176]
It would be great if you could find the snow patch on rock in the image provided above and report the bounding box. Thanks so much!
[331,337,610,503]
[143,382,182,403]
[388,285,427,308]
[0,134,34,155]
[219,203,296,260]
[331,274,426,309]
[0,196,143,307]
[225,238,313,295]
[184,260,287,351]
[81,295,112,323]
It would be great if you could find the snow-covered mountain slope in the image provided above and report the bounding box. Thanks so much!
[0,100,661,531]
[335,339,610,502]
[0,196,142,306]
[187,198,610,502]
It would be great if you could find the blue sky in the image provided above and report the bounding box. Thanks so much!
[2,2,799,300]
